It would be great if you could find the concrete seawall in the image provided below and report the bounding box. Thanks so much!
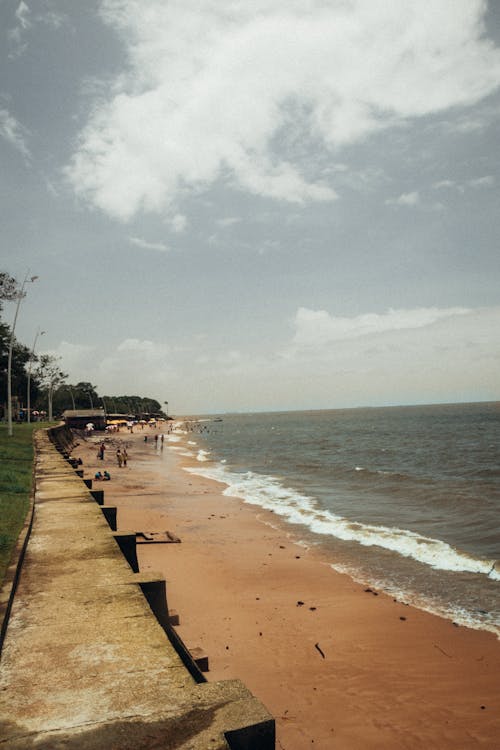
[0,426,274,749]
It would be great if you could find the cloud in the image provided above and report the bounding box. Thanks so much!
[15,1,31,29]
[129,235,170,252]
[52,307,500,414]
[65,0,500,220]
[432,175,495,192]
[432,180,456,190]
[468,175,495,188]
[385,191,420,207]
[116,338,167,355]
[292,306,470,347]
[216,217,242,228]
[0,107,30,157]
[52,337,173,397]
[7,0,32,54]
[7,1,68,56]
[168,213,187,233]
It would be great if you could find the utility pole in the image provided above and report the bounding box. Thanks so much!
[27,328,45,423]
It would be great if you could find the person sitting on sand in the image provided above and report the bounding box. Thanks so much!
[94,471,103,480]
[103,470,111,481]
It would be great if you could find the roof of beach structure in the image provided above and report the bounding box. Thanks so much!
[62,409,105,418]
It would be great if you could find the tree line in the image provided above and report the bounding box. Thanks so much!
[0,271,165,422]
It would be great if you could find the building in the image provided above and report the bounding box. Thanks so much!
[62,409,107,431]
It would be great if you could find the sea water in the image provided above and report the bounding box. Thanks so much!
[170,403,500,636]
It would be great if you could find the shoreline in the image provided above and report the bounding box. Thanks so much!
[181,458,500,640]
[75,425,500,749]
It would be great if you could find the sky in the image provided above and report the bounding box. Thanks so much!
[1,0,500,415]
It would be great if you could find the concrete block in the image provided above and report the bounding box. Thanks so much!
[91,489,104,505]
[168,608,180,626]
[100,505,117,531]
[189,646,209,672]
[113,532,139,573]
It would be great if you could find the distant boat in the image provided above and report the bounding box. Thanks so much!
[213,417,223,422]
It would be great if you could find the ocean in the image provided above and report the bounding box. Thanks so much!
[169,402,500,636]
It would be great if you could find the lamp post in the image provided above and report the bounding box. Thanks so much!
[164,401,169,417]
[7,271,39,436]
[27,328,45,424]
[67,385,76,410]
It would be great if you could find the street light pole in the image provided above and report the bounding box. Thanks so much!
[7,271,38,436]
[67,385,76,410]
[27,328,45,424]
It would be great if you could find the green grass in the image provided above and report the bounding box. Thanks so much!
[0,422,53,586]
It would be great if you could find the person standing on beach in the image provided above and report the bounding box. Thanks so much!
[97,443,105,460]
[122,447,128,467]
[116,448,123,468]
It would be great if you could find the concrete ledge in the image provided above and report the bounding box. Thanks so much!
[0,426,274,749]
[113,531,139,572]
[100,505,117,531]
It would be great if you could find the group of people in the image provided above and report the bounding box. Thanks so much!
[94,470,111,481]
[96,441,129,468]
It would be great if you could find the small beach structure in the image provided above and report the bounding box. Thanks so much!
[62,408,106,431]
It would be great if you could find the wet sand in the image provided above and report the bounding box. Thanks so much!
[75,426,500,749]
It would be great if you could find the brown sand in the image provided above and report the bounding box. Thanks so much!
[75,426,500,749]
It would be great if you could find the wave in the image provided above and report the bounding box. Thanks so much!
[183,461,500,582]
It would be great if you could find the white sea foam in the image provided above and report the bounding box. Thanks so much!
[184,462,500,582]
[197,450,210,462]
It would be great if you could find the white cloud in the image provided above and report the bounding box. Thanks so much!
[65,0,500,220]
[164,305,500,412]
[45,341,94,380]
[8,2,68,56]
[385,191,420,207]
[15,1,31,29]
[168,213,187,233]
[52,307,500,414]
[468,175,495,188]
[292,306,470,347]
[116,338,167,355]
[432,179,456,190]
[216,217,242,228]
[7,2,32,56]
[54,336,173,397]
[432,175,494,192]
[0,107,30,157]
[129,235,170,252]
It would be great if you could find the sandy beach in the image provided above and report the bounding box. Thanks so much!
[74,425,500,750]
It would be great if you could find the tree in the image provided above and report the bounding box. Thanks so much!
[74,382,99,409]
[35,355,67,421]
[52,381,100,413]
[0,272,20,310]
[0,320,32,420]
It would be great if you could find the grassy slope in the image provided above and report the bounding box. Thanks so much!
[0,423,52,585]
